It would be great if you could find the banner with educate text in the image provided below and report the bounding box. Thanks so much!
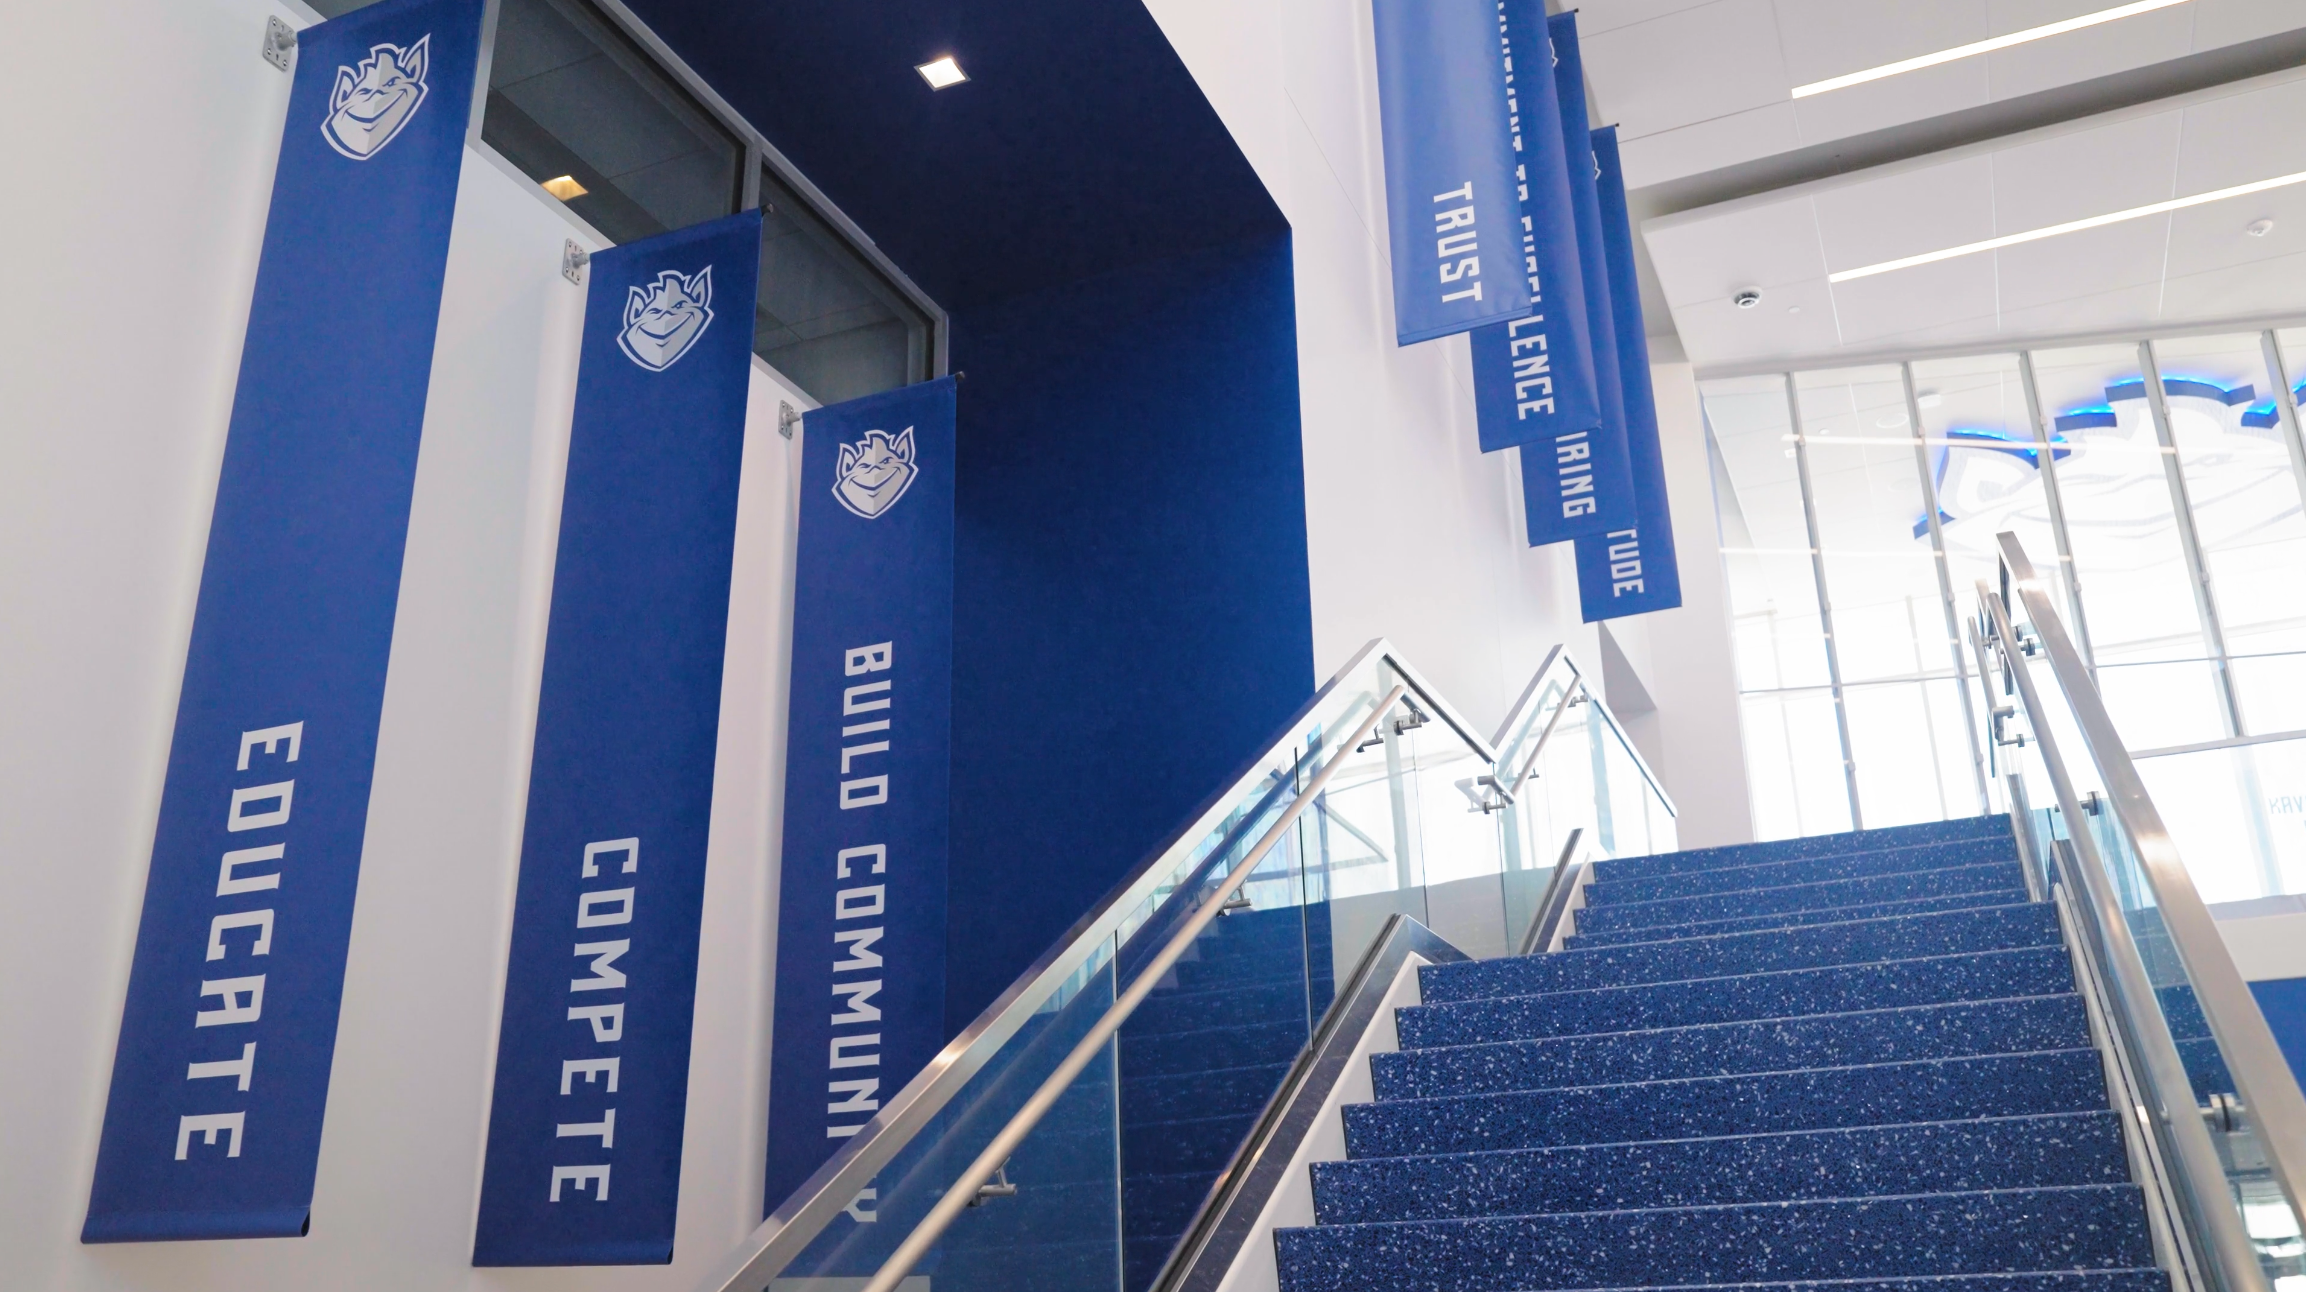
[81,0,483,1244]
[472,209,763,1266]
[764,377,957,1224]
[1516,11,1637,548]
[1576,127,1683,621]
[1371,0,1532,345]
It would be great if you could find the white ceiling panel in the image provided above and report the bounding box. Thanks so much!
[1986,109,2182,229]
[2162,189,2306,280]
[1828,255,2001,344]
[2172,76,2306,191]
[1583,0,1789,141]
[2193,0,2306,46]
[1644,194,1827,305]
[1575,0,1726,37]
[1991,216,2174,311]
[1668,278,1847,366]
[1979,4,2198,101]
[1769,0,1988,87]
[2159,246,2306,321]
[1617,101,1802,190]
[1788,59,1990,145]
[1809,154,1997,272]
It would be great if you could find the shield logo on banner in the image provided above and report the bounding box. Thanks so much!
[617,267,715,372]
[832,427,918,519]
[323,37,432,160]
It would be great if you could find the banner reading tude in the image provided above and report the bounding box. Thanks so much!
[1468,0,1601,469]
[763,377,957,1224]
[471,210,763,1266]
[1371,0,1532,345]
[81,0,483,1244]
[1516,11,1638,548]
[1576,127,1683,621]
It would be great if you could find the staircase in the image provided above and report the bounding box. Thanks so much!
[1273,814,2168,1292]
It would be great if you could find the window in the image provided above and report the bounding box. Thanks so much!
[752,166,932,406]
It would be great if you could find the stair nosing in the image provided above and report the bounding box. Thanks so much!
[1316,1108,2120,1168]
[1567,892,2036,950]
[1282,1179,2140,1234]
[1407,944,2067,1015]
[1581,859,2028,920]
[1591,837,2019,890]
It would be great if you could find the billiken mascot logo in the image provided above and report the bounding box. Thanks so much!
[832,427,918,519]
[618,266,716,372]
[323,36,431,160]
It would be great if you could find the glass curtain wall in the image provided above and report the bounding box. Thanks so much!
[1702,328,2306,903]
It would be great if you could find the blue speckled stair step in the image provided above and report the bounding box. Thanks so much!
[1397,947,2075,1048]
[1273,1183,2151,1292]
[1575,861,2026,936]
[1566,891,2033,951]
[1371,994,2089,1101]
[1586,836,2018,906]
[1596,815,2014,882]
[1342,1047,2106,1159]
[1311,1110,2128,1224]
[1420,904,2062,1004]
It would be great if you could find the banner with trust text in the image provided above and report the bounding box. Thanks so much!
[1517,11,1637,547]
[81,0,483,1244]
[1371,0,1532,345]
[1469,0,1600,464]
[472,209,764,1266]
[1576,127,1683,621]
[763,376,956,1225]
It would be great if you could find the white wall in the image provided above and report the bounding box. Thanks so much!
[0,1,812,1286]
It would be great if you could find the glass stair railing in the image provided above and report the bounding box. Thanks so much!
[695,639,1674,1292]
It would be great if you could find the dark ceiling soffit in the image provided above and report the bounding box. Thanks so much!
[1630,23,2306,223]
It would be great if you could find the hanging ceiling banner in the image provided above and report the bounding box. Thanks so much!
[1518,10,1637,548]
[1371,0,1532,345]
[80,0,483,1244]
[1469,0,1601,459]
[471,209,764,1266]
[762,376,957,1224]
[1577,126,1684,621]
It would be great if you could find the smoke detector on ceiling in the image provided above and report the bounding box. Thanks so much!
[2248,218,2276,237]
[1732,288,1763,309]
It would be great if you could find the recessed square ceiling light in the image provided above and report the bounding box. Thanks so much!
[542,174,587,200]
[916,56,968,89]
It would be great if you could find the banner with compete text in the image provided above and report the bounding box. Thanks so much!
[763,377,957,1225]
[472,209,763,1266]
[81,0,483,1244]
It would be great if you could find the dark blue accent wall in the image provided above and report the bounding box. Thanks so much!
[943,231,1314,1033]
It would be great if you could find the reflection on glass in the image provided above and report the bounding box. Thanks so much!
[482,0,743,244]
[755,166,931,405]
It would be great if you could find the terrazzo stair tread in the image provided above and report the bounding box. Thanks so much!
[1341,1047,2107,1158]
[1565,891,2034,951]
[1585,838,2019,907]
[1120,1015,1308,1076]
[1472,1274,2170,1292]
[1127,976,1311,1036]
[1309,1110,2129,1225]
[1419,904,2063,1004]
[1397,947,2076,1048]
[1122,1106,1261,1176]
[1121,1058,1294,1124]
[1574,862,2028,936]
[1271,1183,2152,1292]
[1370,994,2090,1101]
[1595,816,2013,882]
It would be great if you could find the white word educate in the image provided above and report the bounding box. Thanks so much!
[829,641,895,1141]
[1432,182,1485,307]
[552,836,638,1203]
[176,720,304,1163]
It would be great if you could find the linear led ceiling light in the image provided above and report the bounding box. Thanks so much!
[916,56,968,89]
[1828,168,2306,283]
[1791,0,2190,99]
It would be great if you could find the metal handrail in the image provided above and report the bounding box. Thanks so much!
[695,637,1668,1292]
[850,685,1409,1292]
[1992,533,2306,1222]
[1491,647,1676,815]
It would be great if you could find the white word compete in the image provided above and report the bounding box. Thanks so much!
[1432,182,1484,306]
[830,642,893,1140]
[551,836,638,1203]
[176,720,304,1163]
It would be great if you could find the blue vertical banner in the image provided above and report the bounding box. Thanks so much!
[1577,127,1683,620]
[1517,12,1637,548]
[1469,0,1599,457]
[763,377,957,1220]
[472,209,763,1266]
[81,0,482,1244]
[1371,0,1532,345]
